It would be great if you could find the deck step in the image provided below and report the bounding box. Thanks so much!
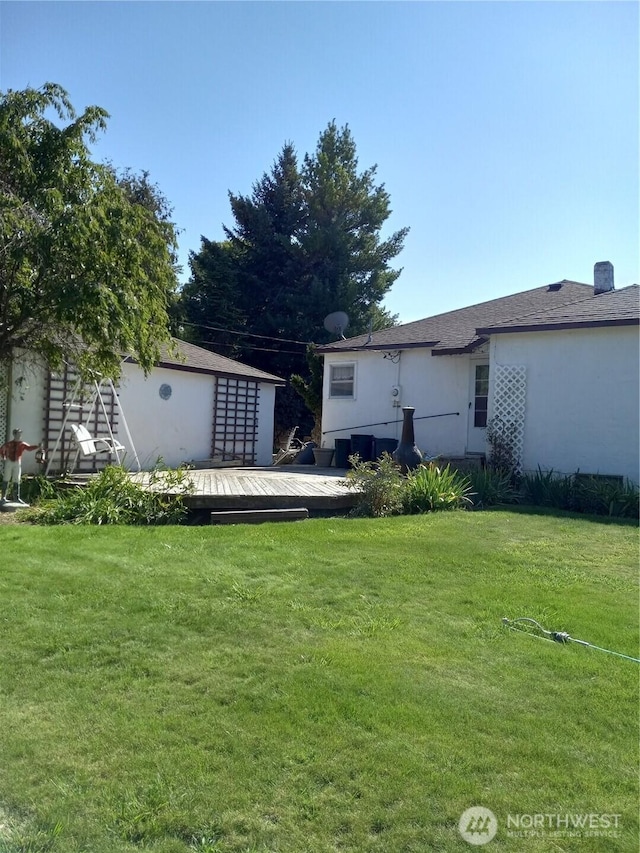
[210,507,309,525]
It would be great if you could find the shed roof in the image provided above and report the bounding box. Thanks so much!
[126,338,286,384]
[318,281,639,355]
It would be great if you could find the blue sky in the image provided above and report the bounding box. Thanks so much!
[1,1,638,325]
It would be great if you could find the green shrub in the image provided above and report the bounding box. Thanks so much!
[519,469,639,519]
[23,465,194,525]
[606,481,640,519]
[467,467,517,508]
[403,462,473,514]
[16,473,64,503]
[572,475,639,519]
[345,453,405,518]
[520,467,574,510]
[486,416,520,475]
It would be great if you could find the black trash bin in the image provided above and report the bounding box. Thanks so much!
[296,441,317,465]
[350,434,374,463]
[374,437,399,459]
[334,438,351,468]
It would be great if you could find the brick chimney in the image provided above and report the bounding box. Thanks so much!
[594,261,614,295]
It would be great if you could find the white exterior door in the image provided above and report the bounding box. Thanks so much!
[467,360,489,454]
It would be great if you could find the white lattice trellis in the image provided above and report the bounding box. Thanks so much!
[491,365,527,472]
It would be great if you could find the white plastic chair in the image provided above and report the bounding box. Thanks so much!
[70,423,125,458]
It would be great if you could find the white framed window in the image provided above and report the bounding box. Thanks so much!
[329,363,355,399]
[473,363,490,428]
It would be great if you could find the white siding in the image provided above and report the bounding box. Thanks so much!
[118,366,277,469]
[489,325,639,484]
[321,349,475,457]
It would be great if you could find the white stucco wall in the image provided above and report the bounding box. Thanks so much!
[321,349,476,457]
[117,365,215,469]
[117,366,277,469]
[256,383,277,466]
[489,325,640,484]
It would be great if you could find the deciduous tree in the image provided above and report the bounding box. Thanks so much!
[0,83,177,379]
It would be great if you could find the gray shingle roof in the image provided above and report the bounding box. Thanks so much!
[476,285,639,334]
[318,280,638,355]
[318,281,596,354]
[127,338,286,384]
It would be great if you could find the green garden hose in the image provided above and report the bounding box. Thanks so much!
[502,616,640,663]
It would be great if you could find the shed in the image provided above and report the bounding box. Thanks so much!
[3,339,285,475]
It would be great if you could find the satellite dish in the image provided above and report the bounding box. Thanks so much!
[323,311,349,340]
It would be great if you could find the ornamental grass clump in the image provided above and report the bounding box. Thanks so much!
[466,467,518,508]
[571,475,639,519]
[518,468,639,519]
[402,462,473,514]
[23,464,194,525]
[520,467,574,510]
[347,457,476,517]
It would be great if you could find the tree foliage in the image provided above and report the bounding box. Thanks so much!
[112,165,182,335]
[225,142,308,378]
[112,166,180,270]
[179,239,245,355]
[182,122,408,434]
[290,345,324,442]
[0,83,177,378]
[300,122,408,334]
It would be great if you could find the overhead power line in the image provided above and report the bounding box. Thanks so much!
[191,338,306,357]
[179,320,314,347]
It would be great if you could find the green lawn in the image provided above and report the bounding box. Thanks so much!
[0,510,637,853]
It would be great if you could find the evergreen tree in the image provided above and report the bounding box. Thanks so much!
[224,142,308,379]
[180,239,245,355]
[182,122,408,437]
[300,122,409,337]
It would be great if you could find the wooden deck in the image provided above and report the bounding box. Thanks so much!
[133,465,358,513]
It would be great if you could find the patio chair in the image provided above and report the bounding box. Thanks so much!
[272,426,305,466]
[70,423,125,458]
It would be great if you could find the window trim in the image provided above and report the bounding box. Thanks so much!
[328,361,356,400]
[473,363,489,429]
